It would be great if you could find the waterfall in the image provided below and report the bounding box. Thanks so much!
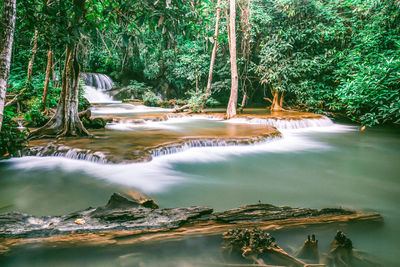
[23,144,108,163]
[226,117,335,129]
[150,134,281,158]
[81,73,116,103]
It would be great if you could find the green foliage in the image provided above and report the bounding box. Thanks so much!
[23,98,48,127]
[253,0,400,125]
[0,107,28,157]
[143,91,160,107]
[127,80,153,99]
[5,0,400,132]
[186,91,205,113]
[336,57,400,126]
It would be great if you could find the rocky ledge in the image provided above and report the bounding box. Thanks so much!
[0,193,382,254]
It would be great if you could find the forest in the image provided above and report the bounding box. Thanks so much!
[0,1,400,266]
[0,0,399,154]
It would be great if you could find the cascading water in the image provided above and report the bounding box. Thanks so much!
[225,116,335,129]
[81,73,117,103]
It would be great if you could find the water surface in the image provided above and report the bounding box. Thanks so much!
[0,110,399,266]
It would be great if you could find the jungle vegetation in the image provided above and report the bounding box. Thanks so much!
[0,0,399,154]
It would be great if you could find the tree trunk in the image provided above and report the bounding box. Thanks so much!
[239,0,252,106]
[270,90,284,112]
[30,0,89,138]
[0,0,16,132]
[226,0,239,119]
[42,48,52,112]
[204,0,221,99]
[26,28,39,85]
[30,45,90,138]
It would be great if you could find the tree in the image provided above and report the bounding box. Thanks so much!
[31,0,90,138]
[226,0,239,119]
[0,0,16,132]
[41,48,52,113]
[203,0,222,108]
[26,28,39,85]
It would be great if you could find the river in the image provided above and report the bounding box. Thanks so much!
[0,75,399,266]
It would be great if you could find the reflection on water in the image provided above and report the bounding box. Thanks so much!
[0,118,399,265]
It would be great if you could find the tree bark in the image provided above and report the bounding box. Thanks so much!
[239,0,252,106]
[226,0,239,119]
[30,45,90,138]
[204,0,221,99]
[42,48,52,112]
[26,28,39,85]
[30,0,89,138]
[0,0,16,132]
[270,90,284,112]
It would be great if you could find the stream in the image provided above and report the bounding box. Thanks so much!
[0,74,399,266]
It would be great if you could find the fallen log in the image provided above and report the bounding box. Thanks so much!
[172,104,191,113]
[0,193,383,254]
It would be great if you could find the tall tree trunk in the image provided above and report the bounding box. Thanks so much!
[226,0,239,119]
[30,0,89,138]
[42,48,52,112]
[239,0,251,107]
[26,28,39,85]
[0,0,16,132]
[204,0,221,100]
[31,45,90,138]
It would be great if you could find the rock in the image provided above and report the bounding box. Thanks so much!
[82,117,107,129]
[0,193,213,239]
[214,204,354,223]
[78,109,91,119]
[139,199,159,209]
[90,118,106,129]
[74,218,85,225]
[0,195,381,244]
[79,97,91,112]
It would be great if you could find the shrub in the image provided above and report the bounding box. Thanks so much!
[143,90,160,107]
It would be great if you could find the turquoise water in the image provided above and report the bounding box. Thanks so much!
[0,119,399,266]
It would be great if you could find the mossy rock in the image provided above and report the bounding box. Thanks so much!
[90,118,106,129]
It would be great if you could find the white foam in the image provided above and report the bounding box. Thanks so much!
[154,132,330,163]
[225,117,335,129]
[6,156,183,193]
[106,121,179,131]
[6,132,331,193]
[106,116,222,131]
[83,86,118,104]
[91,104,171,115]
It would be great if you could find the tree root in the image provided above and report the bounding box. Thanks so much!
[223,229,381,267]
[29,114,91,140]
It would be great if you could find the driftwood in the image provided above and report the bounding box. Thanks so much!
[172,104,191,113]
[296,234,320,262]
[323,231,381,267]
[222,228,381,267]
[222,228,326,267]
[0,193,382,254]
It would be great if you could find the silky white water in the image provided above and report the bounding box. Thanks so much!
[0,101,399,266]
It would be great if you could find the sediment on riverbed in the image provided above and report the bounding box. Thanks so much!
[19,111,332,163]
